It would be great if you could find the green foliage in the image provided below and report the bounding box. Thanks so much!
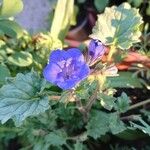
[107,72,142,88]
[86,110,109,139]
[131,117,150,136]
[0,32,62,73]
[90,2,143,49]
[8,51,33,67]
[0,64,10,85]
[0,71,50,125]
[0,0,23,18]
[0,1,149,149]
[45,130,67,146]
[0,0,23,38]
[94,0,109,12]
[98,92,116,111]
[86,110,126,139]
[115,92,131,113]
[128,0,143,7]
[109,112,126,134]
[50,0,75,41]
[74,142,84,150]
[0,19,23,38]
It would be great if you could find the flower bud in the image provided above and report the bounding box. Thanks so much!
[88,39,106,65]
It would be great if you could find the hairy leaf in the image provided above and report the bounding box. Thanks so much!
[107,72,142,88]
[90,2,143,49]
[0,71,50,125]
[115,92,131,113]
[86,110,109,139]
[45,130,67,146]
[109,113,126,134]
[98,93,116,111]
[8,51,33,67]
[86,110,126,139]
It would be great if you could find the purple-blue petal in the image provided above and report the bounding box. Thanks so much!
[57,79,78,90]
[88,39,106,63]
[67,48,85,62]
[78,63,90,79]
[49,49,67,62]
[43,63,62,84]
[43,48,90,90]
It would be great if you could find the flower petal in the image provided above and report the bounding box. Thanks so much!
[43,63,62,84]
[49,49,68,62]
[57,79,78,90]
[78,63,90,80]
[67,48,85,62]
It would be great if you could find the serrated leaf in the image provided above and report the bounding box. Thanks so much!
[0,71,50,125]
[74,142,84,150]
[115,92,131,113]
[86,110,109,139]
[0,19,23,38]
[8,51,33,67]
[0,64,10,85]
[86,110,126,139]
[90,2,143,49]
[98,93,116,111]
[0,0,23,18]
[109,113,126,134]
[45,130,67,146]
[107,72,142,88]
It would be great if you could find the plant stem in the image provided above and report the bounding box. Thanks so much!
[128,99,150,111]
[107,45,116,61]
[75,96,88,122]
[85,83,99,112]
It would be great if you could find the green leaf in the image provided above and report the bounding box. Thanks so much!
[74,142,84,150]
[8,51,33,67]
[115,92,131,113]
[0,64,10,85]
[109,113,126,134]
[77,0,86,3]
[94,0,109,12]
[50,0,74,41]
[0,71,50,125]
[45,130,67,146]
[116,129,146,140]
[107,72,142,88]
[90,2,143,49]
[130,117,150,136]
[98,93,116,111]
[86,110,109,139]
[0,0,23,18]
[86,110,126,139]
[0,19,23,38]
[128,0,143,7]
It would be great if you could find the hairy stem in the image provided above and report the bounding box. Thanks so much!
[75,96,88,122]
[85,83,99,112]
[128,99,150,111]
[107,45,116,61]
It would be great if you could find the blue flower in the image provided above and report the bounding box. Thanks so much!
[43,48,90,90]
[88,39,106,65]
